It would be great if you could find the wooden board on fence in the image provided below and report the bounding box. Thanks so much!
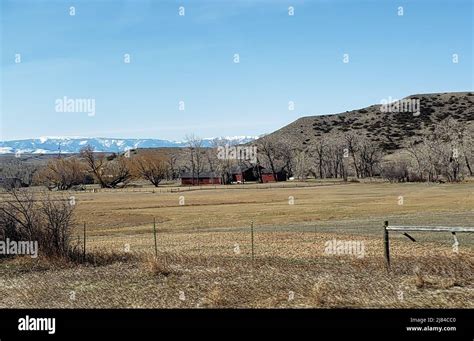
[386,226,474,233]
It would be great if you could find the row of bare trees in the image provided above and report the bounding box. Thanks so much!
[177,133,379,184]
[35,157,87,190]
[15,117,474,190]
[32,146,171,190]
[0,159,37,187]
[181,135,259,184]
[258,118,473,183]
[182,118,472,184]
[401,118,473,182]
[252,133,382,182]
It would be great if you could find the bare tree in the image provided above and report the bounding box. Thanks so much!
[205,148,217,173]
[462,129,473,176]
[405,139,429,181]
[211,138,236,184]
[323,135,346,179]
[310,138,328,179]
[402,117,472,182]
[184,134,204,185]
[35,157,86,190]
[80,146,133,188]
[340,133,382,179]
[0,190,40,241]
[257,138,280,181]
[0,159,37,187]
[133,152,169,187]
[41,193,75,256]
[167,153,179,180]
[431,117,465,181]
[102,156,134,188]
[343,132,361,178]
[278,142,295,179]
[357,137,382,178]
[81,146,107,187]
[293,149,309,180]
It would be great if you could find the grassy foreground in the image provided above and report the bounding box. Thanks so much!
[0,182,472,308]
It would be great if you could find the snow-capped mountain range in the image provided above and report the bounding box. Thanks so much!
[0,136,260,154]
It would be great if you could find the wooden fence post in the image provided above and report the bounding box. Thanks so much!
[153,217,158,258]
[383,220,390,271]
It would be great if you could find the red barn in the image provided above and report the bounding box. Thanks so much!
[230,166,288,183]
[230,165,263,183]
[260,169,288,183]
[180,172,222,185]
[261,173,276,183]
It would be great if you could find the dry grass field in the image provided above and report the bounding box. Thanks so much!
[72,181,473,232]
[0,181,473,308]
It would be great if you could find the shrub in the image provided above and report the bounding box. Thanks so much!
[34,157,87,190]
[381,160,410,182]
[145,254,173,277]
[0,190,75,259]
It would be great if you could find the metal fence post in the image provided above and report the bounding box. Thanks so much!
[83,221,87,262]
[383,220,390,271]
[153,217,158,258]
[251,221,255,264]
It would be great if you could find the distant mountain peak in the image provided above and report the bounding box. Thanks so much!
[0,136,260,154]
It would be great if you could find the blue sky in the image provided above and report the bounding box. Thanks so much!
[1,0,472,141]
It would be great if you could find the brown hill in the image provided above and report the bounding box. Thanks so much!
[260,92,474,151]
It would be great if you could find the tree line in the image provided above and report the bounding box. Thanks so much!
[1,117,472,190]
[258,117,473,183]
